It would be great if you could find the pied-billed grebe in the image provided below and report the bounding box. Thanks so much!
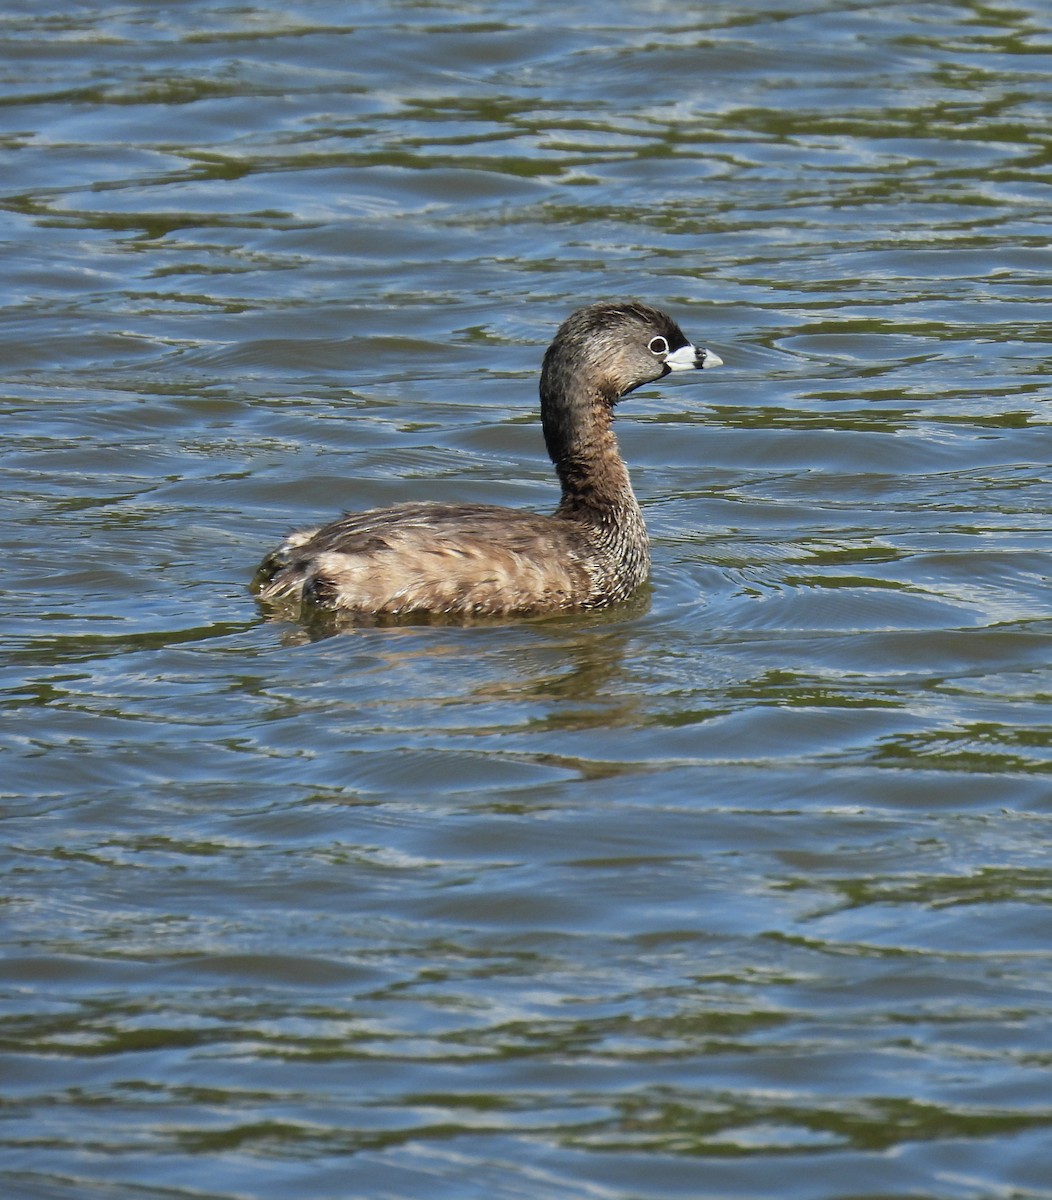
[253,301,722,619]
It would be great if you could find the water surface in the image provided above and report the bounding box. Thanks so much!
[2,2,1052,1198]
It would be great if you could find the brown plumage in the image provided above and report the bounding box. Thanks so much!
[252,301,722,621]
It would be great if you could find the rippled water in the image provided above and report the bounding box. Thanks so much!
[3,2,1052,1197]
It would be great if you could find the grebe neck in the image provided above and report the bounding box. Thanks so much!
[541,380,647,602]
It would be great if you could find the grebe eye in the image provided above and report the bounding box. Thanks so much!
[647,336,669,356]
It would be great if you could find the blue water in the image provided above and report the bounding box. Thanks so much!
[2,2,1051,1198]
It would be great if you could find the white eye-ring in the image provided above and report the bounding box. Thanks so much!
[648,336,669,356]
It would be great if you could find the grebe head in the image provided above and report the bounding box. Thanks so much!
[540,301,722,469]
[542,301,721,402]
